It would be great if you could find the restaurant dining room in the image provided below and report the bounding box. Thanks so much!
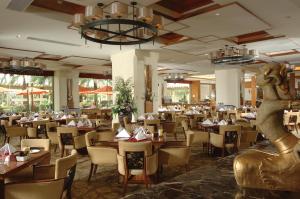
[1,0,300,198]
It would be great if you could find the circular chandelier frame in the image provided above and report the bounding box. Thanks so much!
[81,18,158,45]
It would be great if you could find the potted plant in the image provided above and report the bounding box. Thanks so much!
[112,77,137,126]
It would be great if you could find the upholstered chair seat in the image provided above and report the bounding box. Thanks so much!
[85,131,117,181]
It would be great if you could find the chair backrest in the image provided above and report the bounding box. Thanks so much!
[5,178,65,199]
[85,131,115,147]
[118,141,152,157]
[85,131,97,147]
[162,122,176,134]
[5,126,27,137]
[27,127,37,138]
[118,141,153,174]
[219,125,242,146]
[21,139,50,151]
[145,125,155,134]
[112,122,120,133]
[32,120,49,128]
[65,118,80,125]
[55,149,77,179]
[45,122,57,132]
[144,119,160,128]
[57,127,78,147]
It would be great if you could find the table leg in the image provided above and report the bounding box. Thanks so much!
[0,178,4,199]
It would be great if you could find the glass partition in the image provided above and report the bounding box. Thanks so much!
[79,78,112,108]
[165,83,190,103]
[0,73,53,113]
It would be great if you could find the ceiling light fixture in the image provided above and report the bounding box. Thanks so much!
[210,45,258,65]
[70,1,164,49]
[16,34,21,38]
[0,58,46,75]
[215,13,220,16]
[163,73,185,81]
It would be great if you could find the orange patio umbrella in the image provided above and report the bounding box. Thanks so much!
[91,86,112,94]
[17,87,49,95]
[79,86,95,94]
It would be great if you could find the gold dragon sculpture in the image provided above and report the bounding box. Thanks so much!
[233,62,300,192]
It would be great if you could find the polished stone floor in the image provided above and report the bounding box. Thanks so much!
[3,135,300,199]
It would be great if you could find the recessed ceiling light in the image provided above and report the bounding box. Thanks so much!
[215,13,220,16]
[16,34,21,38]
[204,53,209,56]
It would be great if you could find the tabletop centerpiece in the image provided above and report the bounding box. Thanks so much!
[112,77,137,127]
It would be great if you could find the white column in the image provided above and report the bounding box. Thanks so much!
[54,70,79,111]
[111,49,159,122]
[215,68,242,107]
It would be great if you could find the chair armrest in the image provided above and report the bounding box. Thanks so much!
[33,164,55,180]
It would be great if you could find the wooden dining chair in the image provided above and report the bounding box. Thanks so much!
[117,141,158,194]
[57,127,85,157]
[21,139,50,151]
[46,122,59,152]
[33,150,77,199]
[5,126,27,143]
[210,125,242,157]
[5,178,65,199]
[159,131,194,174]
[85,131,117,181]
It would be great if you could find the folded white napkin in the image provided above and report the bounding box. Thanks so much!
[0,143,16,155]
[218,120,227,125]
[33,117,39,121]
[61,115,67,119]
[202,119,213,125]
[131,114,136,123]
[135,130,147,141]
[20,117,28,122]
[77,121,84,127]
[34,113,39,117]
[116,128,130,138]
[68,115,74,118]
[138,115,145,120]
[219,108,225,111]
[147,115,154,120]
[87,119,93,127]
[68,120,76,126]
[12,114,16,116]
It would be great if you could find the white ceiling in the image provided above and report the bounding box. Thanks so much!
[1,0,300,76]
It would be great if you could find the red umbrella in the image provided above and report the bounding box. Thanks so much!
[91,86,112,94]
[17,87,49,95]
[79,86,94,94]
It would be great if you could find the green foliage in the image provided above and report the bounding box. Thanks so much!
[111,77,137,116]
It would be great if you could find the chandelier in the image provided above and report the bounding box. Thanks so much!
[210,45,259,65]
[163,73,185,81]
[70,1,164,48]
[0,58,46,75]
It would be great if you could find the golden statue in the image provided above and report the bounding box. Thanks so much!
[233,63,300,192]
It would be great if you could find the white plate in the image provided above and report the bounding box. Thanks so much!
[30,149,40,154]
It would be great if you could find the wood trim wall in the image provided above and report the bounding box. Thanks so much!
[79,73,112,80]
[0,69,54,76]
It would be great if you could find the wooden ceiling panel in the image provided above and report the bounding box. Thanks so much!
[228,31,285,45]
[156,0,214,13]
[31,0,85,15]
[158,32,190,45]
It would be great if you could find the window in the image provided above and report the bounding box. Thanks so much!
[78,78,112,108]
[165,83,190,103]
[0,73,53,113]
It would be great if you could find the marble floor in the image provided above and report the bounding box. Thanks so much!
[3,136,300,199]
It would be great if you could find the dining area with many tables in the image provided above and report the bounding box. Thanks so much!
[1,0,300,198]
